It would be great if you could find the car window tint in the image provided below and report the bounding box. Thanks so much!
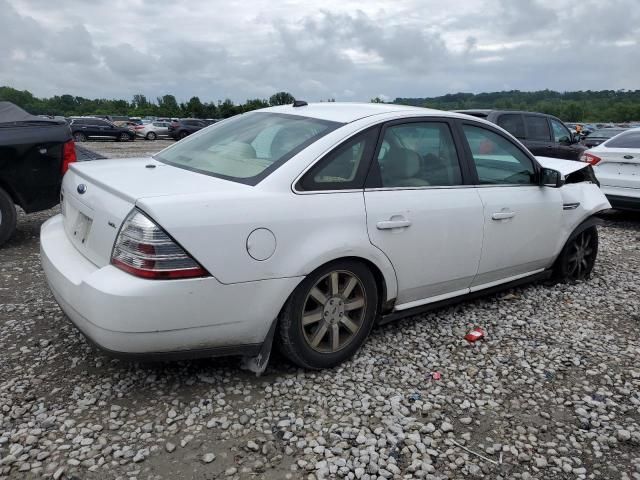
[550,119,571,142]
[605,130,640,148]
[497,114,525,139]
[377,122,462,188]
[152,122,162,127]
[298,128,378,191]
[93,120,109,127]
[72,119,86,125]
[524,115,551,141]
[462,124,536,185]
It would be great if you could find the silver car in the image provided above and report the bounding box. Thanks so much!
[135,121,171,140]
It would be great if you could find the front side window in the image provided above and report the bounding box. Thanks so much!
[525,115,551,141]
[375,122,462,188]
[605,130,640,148]
[550,119,571,143]
[497,114,525,139]
[462,124,536,185]
[297,127,378,191]
[155,112,341,185]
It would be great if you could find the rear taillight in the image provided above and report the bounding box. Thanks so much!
[61,139,77,174]
[134,125,145,130]
[581,152,602,166]
[111,209,208,280]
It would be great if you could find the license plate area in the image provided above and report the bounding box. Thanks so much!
[71,212,93,245]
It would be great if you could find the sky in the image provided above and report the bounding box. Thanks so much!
[1,0,639,103]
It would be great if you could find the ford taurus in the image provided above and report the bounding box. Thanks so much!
[40,103,610,370]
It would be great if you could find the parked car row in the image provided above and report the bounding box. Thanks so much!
[65,116,220,142]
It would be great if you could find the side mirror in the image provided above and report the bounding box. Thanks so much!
[559,135,571,145]
[540,168,565,188]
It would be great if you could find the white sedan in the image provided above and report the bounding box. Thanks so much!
[41,103,610,370]
[581,127,640,211]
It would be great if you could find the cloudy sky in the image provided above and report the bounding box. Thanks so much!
[2,0,639,103]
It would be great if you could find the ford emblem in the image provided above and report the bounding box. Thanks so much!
[77,184,87,194]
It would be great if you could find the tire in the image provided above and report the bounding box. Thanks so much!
[277,260,378,369]
[117,132,131,142]
[73,132,86,142]
[0,188,17,247]
[179,131,188,139]
[146,132,157,140]
[554,226,598,282]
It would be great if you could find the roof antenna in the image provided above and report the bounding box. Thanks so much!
[292,99,308,107]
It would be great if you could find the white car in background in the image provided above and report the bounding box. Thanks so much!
[582,128,640,211]
[40,103,610,370]
[134,121,171,140]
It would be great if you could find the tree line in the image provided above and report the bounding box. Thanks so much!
[392,89,640,122]
[0,87,297,119]
[2,85,639,122]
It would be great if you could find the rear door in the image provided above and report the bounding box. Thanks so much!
[523,114,553,157]
[457,121,562,288]
[363,118,484,308]
[594,130,640,190]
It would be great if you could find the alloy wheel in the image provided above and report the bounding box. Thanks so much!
[301,270,367,353]
[566,230,596,279]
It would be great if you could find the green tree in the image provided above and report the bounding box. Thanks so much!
[157,94,180,117]
[269,91,295,106]
[184,96,204,118]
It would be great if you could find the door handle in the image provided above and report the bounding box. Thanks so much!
[492,211,516,220]
[377,218,412,230]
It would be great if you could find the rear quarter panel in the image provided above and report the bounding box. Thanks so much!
[138,190,398,301]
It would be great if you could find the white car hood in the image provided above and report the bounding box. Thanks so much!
[535,156,588,176]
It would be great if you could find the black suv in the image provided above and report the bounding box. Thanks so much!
[455,110,587,161]
[168,119,207,140]
[70,117,135,142]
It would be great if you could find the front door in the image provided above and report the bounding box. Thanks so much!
[458,122,563,288]
[364,119,485,308]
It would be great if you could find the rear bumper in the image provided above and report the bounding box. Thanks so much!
[600,185,640,211]
[40,214,301,358]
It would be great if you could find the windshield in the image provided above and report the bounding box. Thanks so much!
[155,112,342,185]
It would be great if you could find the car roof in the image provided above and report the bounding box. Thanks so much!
[259,102,447,123]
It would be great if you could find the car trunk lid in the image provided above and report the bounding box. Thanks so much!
[61,157,249,267]
[592,148,640,189]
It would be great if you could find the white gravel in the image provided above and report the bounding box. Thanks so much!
[0,147,639,479]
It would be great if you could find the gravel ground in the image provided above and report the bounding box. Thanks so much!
[1,143,639,479]
[74,139,174,159]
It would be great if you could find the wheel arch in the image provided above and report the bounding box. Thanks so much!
[295,250,398,306]
[0,177,25,209]
[551,215,601,270]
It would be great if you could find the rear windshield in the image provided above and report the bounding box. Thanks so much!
[155,112,341,185]
[605,130,640,148]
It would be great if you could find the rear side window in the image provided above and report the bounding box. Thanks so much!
[297,127,379,191]
[524,115,551,141]
[605,130,640,148]
[374,122,462,188]
[497,114,525,139]
[462,124,536,185]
